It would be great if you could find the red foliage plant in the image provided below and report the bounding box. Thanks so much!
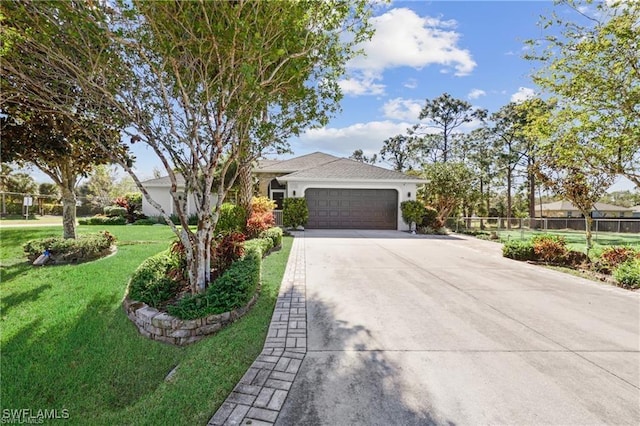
[212,232,246,279]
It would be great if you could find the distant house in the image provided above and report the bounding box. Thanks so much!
[631,205,640,218]
[140,175,200,218]
[535,200,633,218]
[254,152,426,230]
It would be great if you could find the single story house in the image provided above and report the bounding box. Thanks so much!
[255,152,427,230]
[140,174,200,218]
[534,200,633,218]
[631,205,640,218]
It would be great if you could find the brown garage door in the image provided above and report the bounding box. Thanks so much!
[305,188,398,230]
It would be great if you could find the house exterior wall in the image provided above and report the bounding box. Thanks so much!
[141,186,198,218]
[283,180,420,231]
[256,173,283,197]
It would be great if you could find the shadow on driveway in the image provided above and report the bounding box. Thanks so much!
[277,298,452,426]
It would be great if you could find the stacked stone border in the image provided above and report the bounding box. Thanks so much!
[209,233,306,426]
[122,293,259,346]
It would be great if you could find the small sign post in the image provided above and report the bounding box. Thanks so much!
[23,196,33,220]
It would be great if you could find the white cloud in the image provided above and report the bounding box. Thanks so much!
[403,78,418,89]
[467,89,486,100]
[381,98,423,121]
[295,120,412,157]
[342,8,476,97]
[511,87,536,103]
[338,76,385,96]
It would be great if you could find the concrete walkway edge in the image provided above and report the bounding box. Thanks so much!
[209,234,306,426]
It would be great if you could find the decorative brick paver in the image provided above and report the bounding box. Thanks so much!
[209,234,306,426]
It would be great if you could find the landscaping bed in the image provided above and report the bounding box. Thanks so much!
[502,234,640,289]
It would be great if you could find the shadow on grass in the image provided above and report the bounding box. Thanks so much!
[1,293,183,416]
[0,283,52,315]
[0,262,33,283]
[277,297,451,426]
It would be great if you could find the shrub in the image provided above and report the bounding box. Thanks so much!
[212,232,246,279]
[168,213,199,226]
[79,215,127,225]
[531,235,567,263]
[252,196,276,214]
[114,192,143,223]
[216,203,247,233]
[103,205,127,218]
[564,250,590,268]
[599,246,639,269]
[243,237,274,258]
[128,251,182,307]
[502,240,536,261]
[613,259,640,289]
[24,231,116,263]
[282,198,308,228]
[421,206,441,229]
[400,200,425,229]
[167,249,262,320]
[132,218,159,225]
[246,211,275,238]
[260,227,283,248]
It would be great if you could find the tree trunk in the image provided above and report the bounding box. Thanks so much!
[237,160,254,219]
[584,214,594,254]
[506,170,512,230]
[528,157,537,229]
[60,186,77,239]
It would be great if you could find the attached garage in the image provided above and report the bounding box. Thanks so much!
[257,153,427,231]
[305,188,398,230]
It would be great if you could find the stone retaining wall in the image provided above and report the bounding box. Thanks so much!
[122,293,259,346]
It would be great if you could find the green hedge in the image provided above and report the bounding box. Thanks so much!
[613,259,640,289]
[167,249,262,320]
[23,231,116,263]
[216,203,247,233]
[79,215,127,225]
[260,227,283,249]
[502,240,536,261]
[128,250,182,307]
[243,237,274,258]
[283,198,308,228]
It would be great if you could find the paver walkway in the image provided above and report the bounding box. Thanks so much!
[209,234,306,426]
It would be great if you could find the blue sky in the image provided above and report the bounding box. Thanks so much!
[25,0,634,191]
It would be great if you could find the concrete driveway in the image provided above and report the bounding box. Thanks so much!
[277,230,640,425]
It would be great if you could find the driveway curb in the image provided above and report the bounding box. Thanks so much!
[209,233,306,426]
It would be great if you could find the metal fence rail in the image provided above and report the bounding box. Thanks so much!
[446,217,640,235]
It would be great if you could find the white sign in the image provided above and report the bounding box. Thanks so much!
[23,196,33,207]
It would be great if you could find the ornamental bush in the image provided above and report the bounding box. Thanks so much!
[103,206,127,218]
[260,227,283,248]
[613,259,640,289]
[400,200,425,229]
[167,247,262,320]
[531,234,567,263]
[79,215,127,225]
[24,231,116,264]
[283,198,308,228]
[421,206,441,229]
[502,240,536,261]
[216,203,247,233]
[128,250,182,307]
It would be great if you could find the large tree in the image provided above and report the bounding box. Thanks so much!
[414,93,486,163]
[379,134,419,172]
[2,1,372,293]
[527,0,640,187]
[1,108,124,238]
[419,162,474,226]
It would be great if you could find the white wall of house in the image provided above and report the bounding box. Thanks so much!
[282,179,421,231]
[141,186,199,218]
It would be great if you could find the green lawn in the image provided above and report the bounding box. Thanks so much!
[1,225,293,425]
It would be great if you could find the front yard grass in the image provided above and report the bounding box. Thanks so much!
[1,225,293,425]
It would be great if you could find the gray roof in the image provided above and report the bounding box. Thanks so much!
[255,152,338,173]
[537,200,632,212]
[141,174,186,187]
[278,158,426,182]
